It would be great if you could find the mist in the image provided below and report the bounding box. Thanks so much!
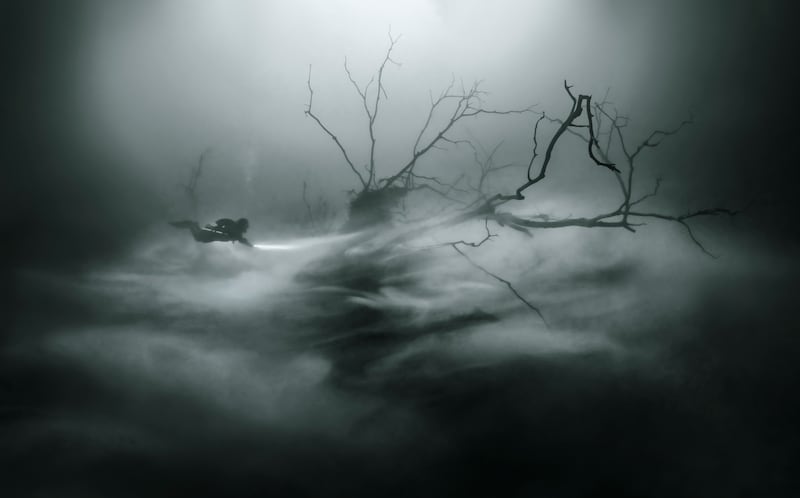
[3,1,800,497]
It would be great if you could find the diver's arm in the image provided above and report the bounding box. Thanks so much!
[238,237,254,247]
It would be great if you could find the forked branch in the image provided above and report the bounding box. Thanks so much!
[486,81,619,207]
[464,85,737,257]
[306,33,535,198]
[305,65,368,189]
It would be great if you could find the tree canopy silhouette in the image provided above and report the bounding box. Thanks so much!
[304,34,738,320]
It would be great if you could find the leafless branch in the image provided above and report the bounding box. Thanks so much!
[305,34,535,202]
[343,33,401,188]
[180,147,212,218]
[305,36,739,297]
[487,81,619,207]
[526,114,546,182]
[631,114,694,159]
[440,85,738,258]
[451,242,548,326]
[626,207,739,257]
[448,217,497,248]
[630,177,662,207]
[461,139,522,200]
[299,32,745,332]
[409,183,469,205]
[381,80,534,190]
[305,65,368,188]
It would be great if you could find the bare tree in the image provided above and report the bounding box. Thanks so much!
[462,83,737,258]
[304,36,737,320]
[305,32,533,229]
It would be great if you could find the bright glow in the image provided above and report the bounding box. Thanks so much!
[253,243,298,251]
[253,232,361,252]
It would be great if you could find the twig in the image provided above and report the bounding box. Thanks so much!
[451,243,548,326]
[305,65,368,188]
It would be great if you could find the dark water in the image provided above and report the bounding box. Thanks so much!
[3,222,799,497]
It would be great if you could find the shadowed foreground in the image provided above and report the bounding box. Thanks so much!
[3,225,799,497]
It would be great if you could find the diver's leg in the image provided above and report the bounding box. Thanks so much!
[169,220,204,241]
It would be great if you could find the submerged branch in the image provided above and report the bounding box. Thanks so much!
[451,243,548,327]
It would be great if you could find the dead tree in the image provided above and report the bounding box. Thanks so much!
[461,82,737,258]
[433,84,736,322]
[305,33,533,230]
[305,37,737,321]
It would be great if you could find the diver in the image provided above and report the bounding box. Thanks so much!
[170,218,253,247]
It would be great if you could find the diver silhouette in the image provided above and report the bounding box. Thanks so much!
[170,218,253,247]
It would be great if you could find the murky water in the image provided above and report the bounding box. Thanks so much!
[4,222,798,497]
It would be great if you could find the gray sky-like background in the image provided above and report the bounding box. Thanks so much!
[3,0,797,266]
[4,3,800,497]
